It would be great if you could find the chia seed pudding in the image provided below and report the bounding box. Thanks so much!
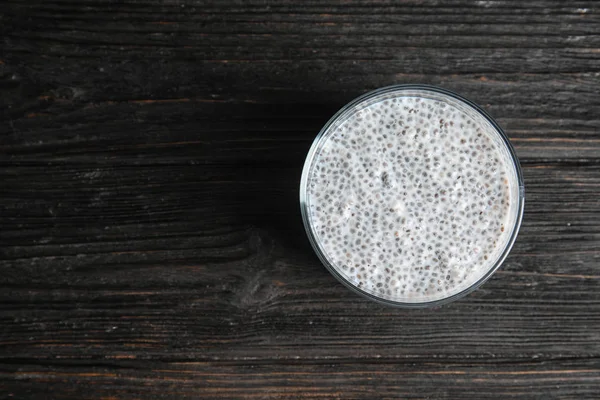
[300,85,524,307]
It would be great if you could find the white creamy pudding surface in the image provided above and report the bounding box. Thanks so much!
[304,89,521,303]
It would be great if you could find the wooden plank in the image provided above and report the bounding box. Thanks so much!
[3,91,600,163]
[1,361,600,399]
[1,164,599,362]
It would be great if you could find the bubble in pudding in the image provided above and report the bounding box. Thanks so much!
[301,86,524,305]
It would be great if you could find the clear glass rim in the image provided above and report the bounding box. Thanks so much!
[299,84,525,308]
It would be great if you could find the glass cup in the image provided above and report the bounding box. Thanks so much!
[300,84,525,308]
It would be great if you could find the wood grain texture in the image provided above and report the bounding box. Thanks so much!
[2,0,600,398]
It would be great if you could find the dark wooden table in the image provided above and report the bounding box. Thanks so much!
[2,1,600,398]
